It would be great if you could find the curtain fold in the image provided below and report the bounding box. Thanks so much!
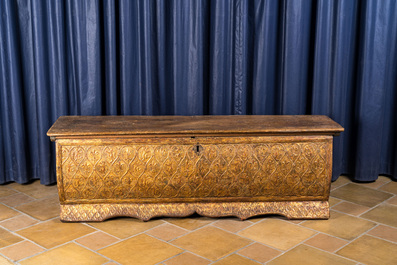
[0,0,396,184]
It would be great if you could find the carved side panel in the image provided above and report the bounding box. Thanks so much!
[59,139,331,203]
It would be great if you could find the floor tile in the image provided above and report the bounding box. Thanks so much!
[0,204,20,221]
[19,243,108,265]
[146,223,188,241]
[172,226,251,261]
[99,234,182,265]
[329,197,342,207]
[237,243,281,263]
[75,231,119,251]
[0,228,23,248]
[165,216,213,230]
[0,187,17,198]
[332,201,370,216]
[287,219,304,225]
[367,225,397,243]
[212,218,253,233]
[304,233,348,252]
[247,216,266,223]
[379,181,397,194]
[212,254,261,265]
[337,235,397,265]
[359,179,389,189]
[15,195,60,221]
[377,175,393,183]
[0,256,14,264]
[238,219,315,251]
[268,244,355,265]
[0,241,44,261]
[88,218,163,239]
[0,193,35,207]
[301,211,376,240]
[361,204,397,227]
[163,252,210,265]
[331,183,392,207]
[17,219,95,248]
[0,215,38,231]
[331,175,351,190]
[8,181,58,199]
[386,196,397,205]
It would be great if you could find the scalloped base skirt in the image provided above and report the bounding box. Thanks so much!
[60,201,329,222]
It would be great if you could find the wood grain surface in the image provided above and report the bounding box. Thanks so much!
[47,115,344,138]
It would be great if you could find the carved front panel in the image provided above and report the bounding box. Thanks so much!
[58,137,331,203]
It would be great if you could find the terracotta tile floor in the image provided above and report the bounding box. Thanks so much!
[0,176,396,265]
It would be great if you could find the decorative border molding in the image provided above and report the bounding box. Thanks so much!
[60,201,329,222]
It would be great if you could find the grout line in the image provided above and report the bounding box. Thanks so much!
[299,204,397,244]
[0,192,37,207]
[234,252,266,265]
[0,252,14,264]
[0,199,60,224]
[235,218,320,255]
[300,243,363,264]
[330,208,372,219]
[0,241,47,264]
[147,221,190,234]
[156,249,214,265]
[330,178,351,191]
[155,251,188,265]
[208,220,253,234]
[332,242,350,254]
[356,204,380,216]
[373,182,390,190]
[102,262,121,265]
[80,227,121,242]
[358,216,397,231]
[4,183,58,200]
[301,230,321,244]
[296,220,355,243]
[374,179,393,189]
[15,240,76,263]
[72,240,115,263]
[305,231,350,254]
[355,200,397,229]
[262,247,287,264]
[1,216,44,232]
[347,181,396,196]
[362,233,397,245]
[90,238,123,252]
[15,230,117,264]
[91,229,163,251]
[238,243,279,265]
[72,230,101,241]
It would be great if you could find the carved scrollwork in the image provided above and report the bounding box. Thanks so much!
[59,141,330,202]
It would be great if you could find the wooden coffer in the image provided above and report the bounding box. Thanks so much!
[47,115,343,222]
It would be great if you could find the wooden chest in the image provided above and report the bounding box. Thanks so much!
[47,115,343,222]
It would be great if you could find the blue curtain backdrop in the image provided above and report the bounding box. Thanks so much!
[0,0,396,185]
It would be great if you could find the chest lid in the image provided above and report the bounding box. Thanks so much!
[47,115,343,139]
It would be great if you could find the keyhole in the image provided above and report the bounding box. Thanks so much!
[194,144,203,154]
